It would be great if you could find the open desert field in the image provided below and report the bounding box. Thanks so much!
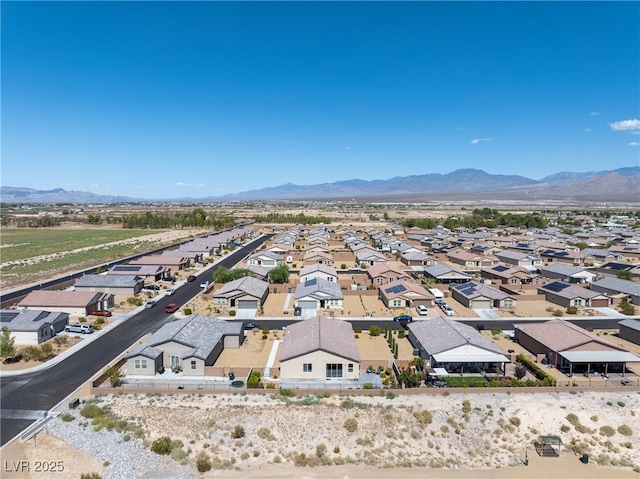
[3,390,639,479]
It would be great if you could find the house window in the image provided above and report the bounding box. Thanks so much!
[575,299,583,306]
[191,360,197,370]
[303,363,312,373]
[392,299,402,307]
[348,363,354,373]
[504,299,513,308]
[141,360,147,369]
[134,359,147,369]
[216,298,227,305]
[326,363,343,378]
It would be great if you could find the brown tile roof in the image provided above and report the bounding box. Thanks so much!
[19,290,103,308]
[279,316,360,362]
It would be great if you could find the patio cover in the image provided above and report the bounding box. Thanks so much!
[559,351,640,363]
[432,344,509,363]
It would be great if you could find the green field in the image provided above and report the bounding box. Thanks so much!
[0,228,184,288]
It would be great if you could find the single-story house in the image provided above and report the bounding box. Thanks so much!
[246,251,284,269]
[540,249,595,266]
[294,278,344,310]
[537,281,610,308]
[400,251,436,267]
[591,277,640,306]
[580,248,624,264]
[594,262,640,279]
[128,255,191,270]
[407,317,509,374]
[495,250,543,267]
[480,265,539,285]
[450,282,516,309]
[378,280,434,310]
[299,264,338,283]
[279,316,360,381]
[539,264,597,283]
[125,315,244,376]
[423,264,472,284]
[18,290,114,316]
[514,319,640,376]
[74,274,144,295]
[355,250,388,267]
[213,277,269,310]
[367,263,411,285]
[302,250,334,266]
[0,309,69,345]
[619,319,640,346]
[447,250,497,268]
[107,264,170,282]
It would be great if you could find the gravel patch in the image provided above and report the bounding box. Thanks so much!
[49,415,194,479]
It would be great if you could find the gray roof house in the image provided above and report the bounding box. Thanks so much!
[450,282,516,310]
[619,319,640,346]
[294,278,344,310]
[537,281,610,308]
[299,264,338,283]
[74,274,144,295]
[407,317,509,374]
[0,309,69,345]
[591,277,640,305]
[538,263,596,283]
[423,264,472,284]
[125,315,244,376]
[213,277,269,310]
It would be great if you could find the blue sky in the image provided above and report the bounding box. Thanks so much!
[2,1,639,199]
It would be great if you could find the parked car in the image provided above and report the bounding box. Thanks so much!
[294,307,302,316]
[144,300,157,309]
[415,305,428,316]
[65,323,94,334]
[440,303,455,316]
[91,310,112,317]
[393,314,413,322]
[142,284,160,291]
[166,287,176,296]
[162,275,176,283]
[187,275,197,282]
[165,303,179,313]
[242,321,261,330]
[200,280,210,288]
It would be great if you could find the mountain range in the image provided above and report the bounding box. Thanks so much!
[2,167,639,204]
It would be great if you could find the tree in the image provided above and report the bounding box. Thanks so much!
[514,364,527,380]
[104,365,125,387]
[399,370,421,388]
[268,265,290,284]
[617,270,633,280]
[0,326,16,359]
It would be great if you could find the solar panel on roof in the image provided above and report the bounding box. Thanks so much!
[384,284,406,294]
[0,311,19,323]
[305,278,318,287]
[113,265,141,272]
[493,265,509,272]
[543,282,570,293]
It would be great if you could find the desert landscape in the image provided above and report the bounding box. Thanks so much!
[3,389,639,479]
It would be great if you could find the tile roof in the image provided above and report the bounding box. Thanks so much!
[0,309,68,332]
[75,274,143,288]
[294,277,343,300]
[214,276,269,299]
[19,290,104,308]
[279,316,360,362]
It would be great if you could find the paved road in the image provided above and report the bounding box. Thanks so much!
[0,234,271,447]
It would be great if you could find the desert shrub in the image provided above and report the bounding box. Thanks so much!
[80,404,105,419]
[566,306,578,315]
[566,413,580,426]
[232,425,245,439]
[552,309,564,317]
[363,382,373,389]
[316,443,327,458]
[369,325,382,336]
[398,329,406,339]
[228,310,236,317]
[196,451,212,472]
[60,413,75,422]
[39,343,55,360]
[462,400,471,414]
[617,401,625,407]
[151,436,173,455]
[344,418,358,433]
[21,346,43,362]
[491,327,502,336]
[619,300,636,316]
[617,424,633,436]
[510,416,521,427]
[414,410,433,426]
[590,415,599,422]
[599,425,615,437]
[183,308,192,316]
[560,425,570,433]
[279,388,296,397]
[386,392,396,400]
[354,327,362,334]
[80,474,102,479]
[333,446,340,454]
[257,427,275,440]
[575,424,592,434]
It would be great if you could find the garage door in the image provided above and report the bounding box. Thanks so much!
[238,300,258,309]
[471,299,492,309]
[298,300,317,309]
[590,299,609,308]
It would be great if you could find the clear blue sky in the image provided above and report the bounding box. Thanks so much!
[2,1,639,199]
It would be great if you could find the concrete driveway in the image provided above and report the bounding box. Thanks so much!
[473,309,501,320]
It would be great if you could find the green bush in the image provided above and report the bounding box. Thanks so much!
[196,451,212,472]
[363,383,373,389]
[566,306,578,315]
[60,413,75,422]
[566,413,580,426]
[354,327,362,334]
[80,404,105,419]
[279,388,296,397]
[247,371,261,388]
[151,436,173,455]
[369,325,382,336]
[516,355,556,386]
[229,310,237,317]
[183,308,192,316]
[617,424,633,436]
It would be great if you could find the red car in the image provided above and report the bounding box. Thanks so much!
[91,310,112,317]
[165,303,179,313]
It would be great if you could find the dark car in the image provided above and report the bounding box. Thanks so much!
[294,307,302,316]
[162,275,176,283]
[91,310,112,317]
[242,321,260,330]
[165,303,179,313]
[187,275,197,282]
[393,314,413,322]
[143,284,161,291]
[231,380,244,388]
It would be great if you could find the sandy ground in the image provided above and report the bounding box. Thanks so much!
[0,336,82,372]
[3,390,638,479]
